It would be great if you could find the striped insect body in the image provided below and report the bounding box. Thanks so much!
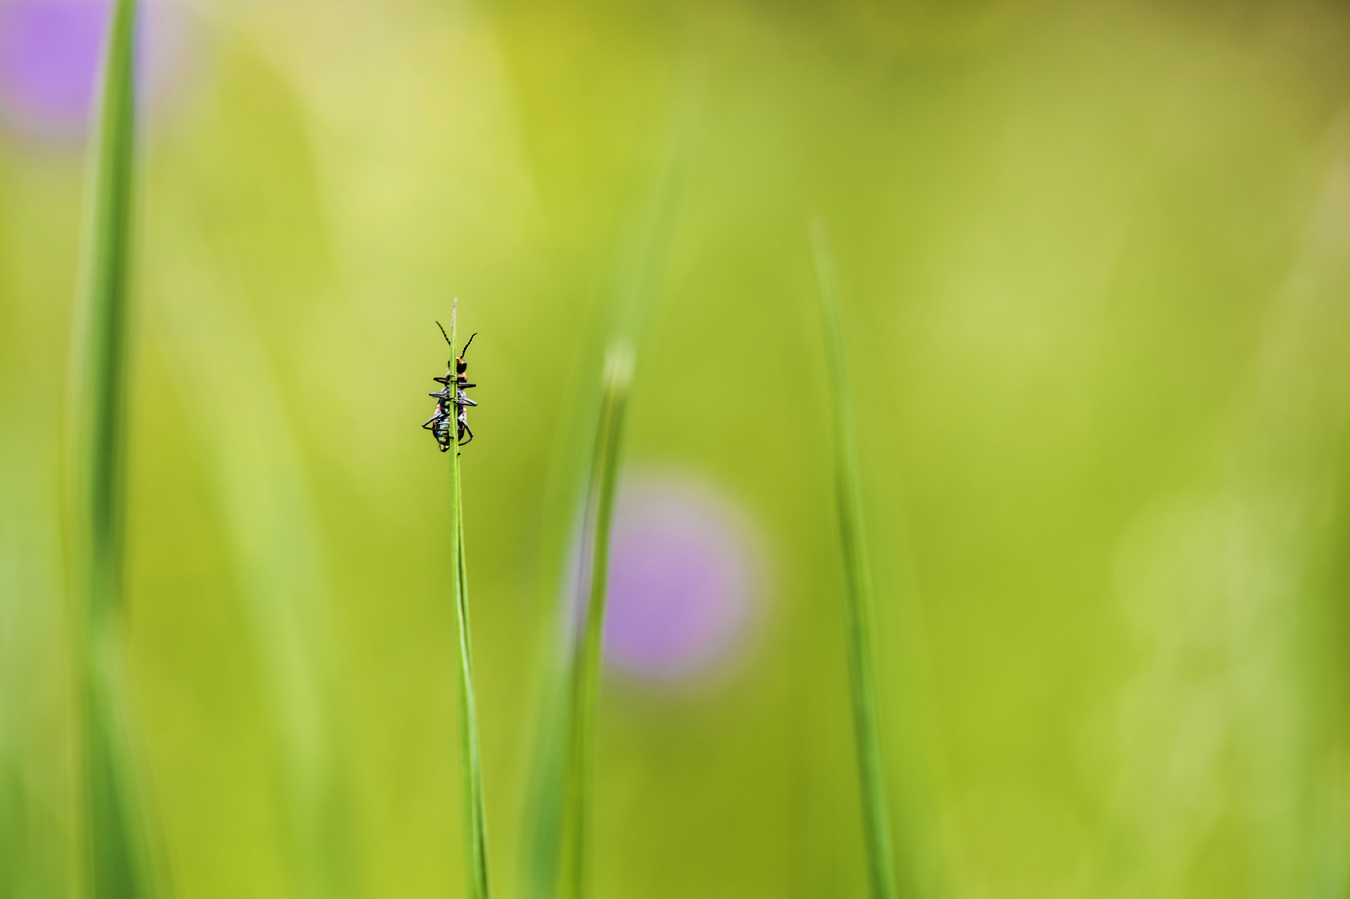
[422,322,477,451]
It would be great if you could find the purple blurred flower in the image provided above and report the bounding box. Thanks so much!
[600,474,760,683]
[0,0,193,142]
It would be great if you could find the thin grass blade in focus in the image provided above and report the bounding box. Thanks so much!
[811,220,898,899]
[448,304,492,899]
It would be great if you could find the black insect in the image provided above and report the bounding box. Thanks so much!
[422,322,477,451]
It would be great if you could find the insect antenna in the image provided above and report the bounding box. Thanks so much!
[435,320,453,348]
[460,332,477,358]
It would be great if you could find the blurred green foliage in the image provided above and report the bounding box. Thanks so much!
[5,0,1350,897]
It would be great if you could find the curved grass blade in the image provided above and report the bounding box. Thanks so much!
[811,220,899,899]
[523,51,706,899]
[68,2,161,897]
[558,347,633,899]
[448,304,492,899]
[150,238,356,899]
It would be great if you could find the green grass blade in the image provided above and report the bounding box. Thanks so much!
[0,438,68,898]
[523,52,705,899]
[559,347,633,899]
[448,307,492,899]
[149,238,356,899]
[811,221,899,899]
[69,2,159,898]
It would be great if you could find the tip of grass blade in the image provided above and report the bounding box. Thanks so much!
[602,341,634,395]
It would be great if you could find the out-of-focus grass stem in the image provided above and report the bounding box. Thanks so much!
[69,1,158,897]
[524,51,705,899]
[559,345,633,899]
[811,220,899,899]
[448,303,492,899]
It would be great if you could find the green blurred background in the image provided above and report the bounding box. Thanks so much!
[5,0,1350,897]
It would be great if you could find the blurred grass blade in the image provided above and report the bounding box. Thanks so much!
[811,220,899,899]
[524,50,705,899]
[448,306,492,899]
[150,235,355,899]
[0,438,68,898]
[559,347,633,899]
[69,1,160,898]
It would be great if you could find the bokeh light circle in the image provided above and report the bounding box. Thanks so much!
[600,473,761,683]
[0,0,195,143]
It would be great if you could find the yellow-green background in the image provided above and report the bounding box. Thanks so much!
[4,0,1350,897]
